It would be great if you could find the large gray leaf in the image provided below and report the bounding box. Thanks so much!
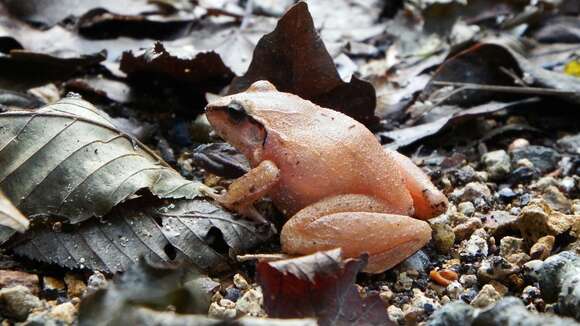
[13,199,272,274]
[0,96,201,223]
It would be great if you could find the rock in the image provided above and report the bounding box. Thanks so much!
[560,177,576,193]
[458,202,475,216]
[470,284,502,308]
[233,274,249,291]
[530,235,555,260]
[534,176,559,191]
[399,250,431,273]
[508,138,530,152]
[506,253,531,266]
[64,273,86,298]
[224,287,243,302]
[484,210,518,235]
[473,297,578,326]
[508,166,538,184]
[427,300,475,326]
[387,305,404,324]
[86,271,108,296]
[499,236,524,257]
[478,256,519,280]
[516,203,575,243]
[460,229,488,262]
[48,302,77,324]
[453,218,483,241]
[446,282,463,300]
[558,133,580,154]
[404,289,440,324]
[208,301,236,319]
[497,187,517,202]
[395,272,414,291]
[42,276,66,299]
[459,274,478,288]
[521,286,541,304]
[542,186,572,213]
[236,288,264,317]
[451,182,492,207]
[0,270,39,295]
[0,285,43,321]
[511,145,561,174]
[431,221,456,253]
[379,286,394,304]
[482,150,511,180]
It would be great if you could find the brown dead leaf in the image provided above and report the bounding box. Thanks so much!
[256,249,393,326]
[229,2,378,127]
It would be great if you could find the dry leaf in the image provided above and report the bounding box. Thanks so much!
[0,190,28,232]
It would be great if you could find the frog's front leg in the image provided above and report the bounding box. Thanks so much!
[201,160,280,224]
[280,194,431,273]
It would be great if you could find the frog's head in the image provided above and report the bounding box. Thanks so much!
[205,81,276,164]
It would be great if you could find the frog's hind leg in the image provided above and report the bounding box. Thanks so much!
[384,149,449,220]
[280,194,431,273]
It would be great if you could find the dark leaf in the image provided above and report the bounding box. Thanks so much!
[13,198,272,273]
[77,8,197,41]
[0,96,201,224]
[120,42,235,117]
[531,16,580,44]
[64,76,133,104]
[256,249,393,326]
[79,257,315,326]
[0,89,45,109]
[229,2,378,127]
[78,257,205,326]
[381,99,539,149]
[192,143,250,178]
[2,0,160,28]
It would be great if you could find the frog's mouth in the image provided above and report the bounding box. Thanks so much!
[206,101,267,164]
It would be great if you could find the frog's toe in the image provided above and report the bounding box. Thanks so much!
[280,212,431,273]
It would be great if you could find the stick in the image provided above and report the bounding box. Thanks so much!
[431,81,576,96]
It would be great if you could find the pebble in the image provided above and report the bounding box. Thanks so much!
[399,250,431,273]
[451,182,492,207]
[427,300,475,326]
[387,305,404,324]
[404,289,440,324]
[208,300,237,319]
[497,187,517,202]
[557,133,580,154]
[236,288,265,317]
[516,203,575,243]
[542,186,572,213]
[379,285,394,304]
[508,166,538,184]
[446,282,463,300]
[559,177,576,193]
[86,271,108,296]
[470,284,502,308]
[47,302,77,324]
[0,270,39,295]
[233,274,249,291]
[511,145,561,174]
[0,285,43,321]
[453,218,483,241]
[530,235,555,260]
[42,276,66,299]
[521,285,541,304]
[431,220,456,253]
[459,229,488,262]
[478,256,519,280]
[499,236,524,257]
[459,274,478,288]
[457,202,475,216]
[224,287,243,302]
[508,138,530,152]
[482,150,511,180]
[534,176,559,191]
[506,253,531,266]
[474,297,578,325]
[395,272,414,291]
[64,273,86,299]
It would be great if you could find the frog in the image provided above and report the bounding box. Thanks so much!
[202,80,448,273]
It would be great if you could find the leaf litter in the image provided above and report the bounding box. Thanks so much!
[1,0,580,325]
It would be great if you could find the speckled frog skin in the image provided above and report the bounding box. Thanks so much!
[203,80,448,273]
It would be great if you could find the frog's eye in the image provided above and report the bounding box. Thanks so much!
[226,102,247,123]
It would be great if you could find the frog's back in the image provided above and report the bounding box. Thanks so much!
[247,92,414,216]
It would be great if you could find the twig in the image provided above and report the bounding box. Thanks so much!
[236,253,290,262]
[500,66,528,87]
[432,81,576,96]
